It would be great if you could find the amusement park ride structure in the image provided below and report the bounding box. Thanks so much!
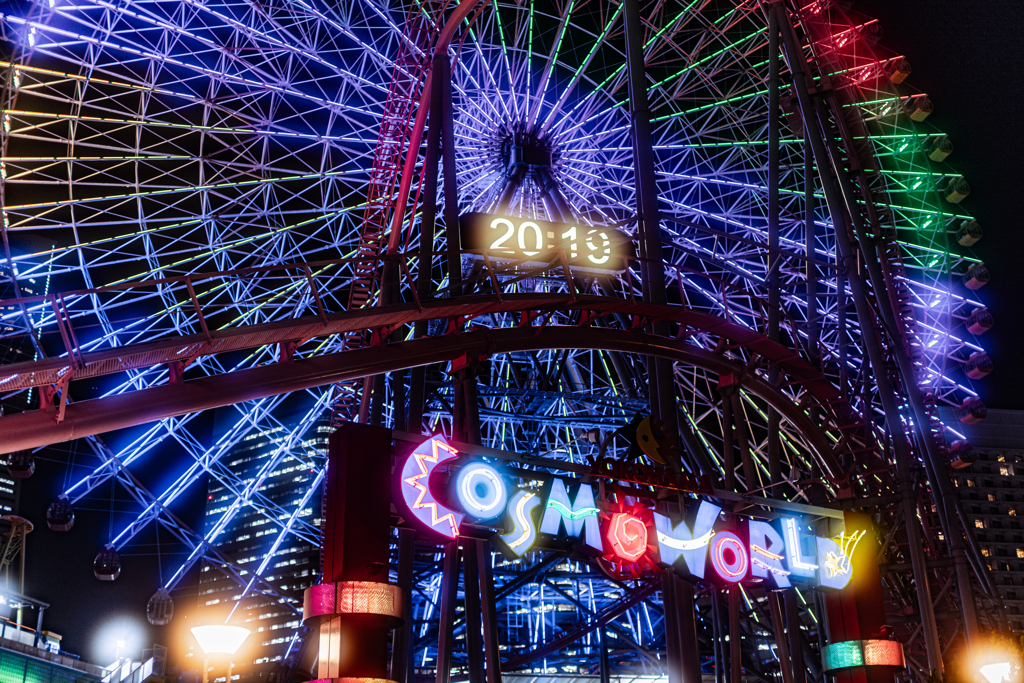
[0,0,1000,682]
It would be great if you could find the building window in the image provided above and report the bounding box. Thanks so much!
[968,479,976,487]
[1001,466,1012,476]
[1011,509,1018,517]
[982,548,991,557]
[989,494,997,501]
[976,519,986,529]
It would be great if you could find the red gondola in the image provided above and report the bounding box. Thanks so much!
[949,440,976,469]
[967,307,993,335]
[957,397,988,425]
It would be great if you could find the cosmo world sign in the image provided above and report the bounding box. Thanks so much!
[396,435,863,590]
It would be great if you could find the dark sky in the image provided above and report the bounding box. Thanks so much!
[13,0,1024,666]
[19,442,208,667]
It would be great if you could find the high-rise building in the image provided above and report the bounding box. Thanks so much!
[194,414,328,682]
[939,407,1024,632]
[0,262,39,515]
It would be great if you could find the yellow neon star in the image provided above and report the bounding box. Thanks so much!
[823,551,845,578]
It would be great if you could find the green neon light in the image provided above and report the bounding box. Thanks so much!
[553,2,621,122]
[895,241,981,264]
[844,96,906,108]
[526,1,534,97]
[547,1,577,79]
[653,89,769,122]
[491,0,517,106]
[679,401,724,477]
[643,0,703,49]
[823,641,864,670]
[546,499,598,520]
[650,28,768,91]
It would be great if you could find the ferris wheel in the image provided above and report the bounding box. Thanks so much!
[0,0,995,679]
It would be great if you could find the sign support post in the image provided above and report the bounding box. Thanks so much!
[304,424,402,683]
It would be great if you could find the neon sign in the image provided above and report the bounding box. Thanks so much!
[607,513,648,563]
[456,463,507,520]
[653,501,720,579]
[816,530,866,589]
[397,435,864,590]
[709,532,749,583]
[782,516,818,578]
[459,213,632,272]
[539,479,602,553]
[500,490,541,557]
[396,434,464,540]
[749,521,791,587]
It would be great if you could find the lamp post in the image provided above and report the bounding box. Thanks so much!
[190,625,250,683]
[115,639,125,663]
[980,663,1013,683]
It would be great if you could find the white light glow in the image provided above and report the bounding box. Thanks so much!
[981,663,1012,683]
[456,463,507,520]
[190,626,251,655]
[92,618,142,665]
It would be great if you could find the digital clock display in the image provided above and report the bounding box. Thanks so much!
[459,213,632,272]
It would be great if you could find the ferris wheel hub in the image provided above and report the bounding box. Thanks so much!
[489,120,560,176]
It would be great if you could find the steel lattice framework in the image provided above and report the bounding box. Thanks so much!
[0,0,999,681]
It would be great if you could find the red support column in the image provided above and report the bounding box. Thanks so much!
[824,512,900,683]
[304,423,402,683]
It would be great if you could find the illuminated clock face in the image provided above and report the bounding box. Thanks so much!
[459,212,632,272]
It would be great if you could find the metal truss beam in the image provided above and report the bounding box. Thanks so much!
[0,325,849,482]
[502,580,658,671]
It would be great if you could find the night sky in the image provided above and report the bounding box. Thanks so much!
[12,0,1024,667]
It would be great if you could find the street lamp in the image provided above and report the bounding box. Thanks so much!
[190,625,250,683]
[114,639,125,663]
[981,663,1013,683]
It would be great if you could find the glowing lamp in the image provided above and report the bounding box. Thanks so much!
[980,663,1012,683]
[822,640,905,672]
[190,626,251,656]
[607,513,648,562]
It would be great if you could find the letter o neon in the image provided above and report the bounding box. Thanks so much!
[456,463,507,520]
[710,531,749,583]
[607,513,648,562]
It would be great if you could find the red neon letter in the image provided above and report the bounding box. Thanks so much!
[710,531,749,583]
[607,512,648,562]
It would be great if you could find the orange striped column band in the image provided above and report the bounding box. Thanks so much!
[302,581,404,623]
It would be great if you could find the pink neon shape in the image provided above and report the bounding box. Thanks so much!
[399,435,464,539]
